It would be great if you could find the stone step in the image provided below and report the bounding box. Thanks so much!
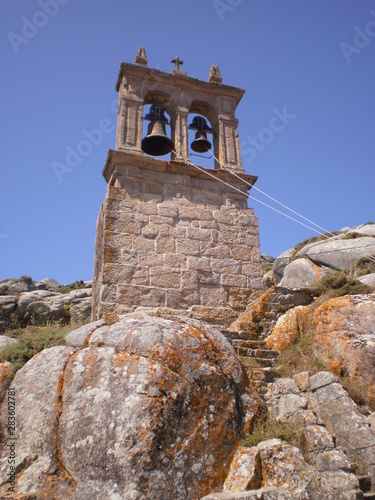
[251,358,277,368]
[363,493,375,500]
[358,475,372,493]
[222,330,259,341]
[250,367,276,383]
[231,339,266,349]
[235,347,278,359]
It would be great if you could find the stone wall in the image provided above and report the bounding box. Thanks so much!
[92,151,263,325]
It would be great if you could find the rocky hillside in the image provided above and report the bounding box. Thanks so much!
[0,224,375,498]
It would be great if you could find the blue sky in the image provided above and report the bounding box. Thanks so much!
[1,1,374,284]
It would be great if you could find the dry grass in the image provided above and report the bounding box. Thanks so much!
[242,417,304,449]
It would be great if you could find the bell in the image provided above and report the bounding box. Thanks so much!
[141,105,174,156]
[190,130,212,153]
[188,115,213,154]
[141,120,174,156]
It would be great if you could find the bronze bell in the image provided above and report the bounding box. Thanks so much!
[141,105,174,156]
[189,116,212,153]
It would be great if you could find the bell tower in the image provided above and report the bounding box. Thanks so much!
[92,47,263,327]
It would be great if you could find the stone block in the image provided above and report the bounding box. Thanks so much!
[186,227,213,241]
[230,245,253,261]
[166,289,199,309]
[211,258,241,274]
[116,220,142,235]
[133,236,156,252]
[170,226,187,239]
[104,247,122,264]
[117,284,165,307]
[122,249,138,266]
[142,223,158,239]
[150,268,181,289]
[199,286,227,307]
[144,181,164,195]
[156,236,175,253]
[199,221,219,229]
[198,272,220,285]
[203,190,224,207]
[131,201,158,215]
[187,256,212,272]
[201,244,230,259]
[179,206,213,221]
[149,215,174,225]
[157,203,178,218]
[221,274,247,288]
[303,425,334,453]
[181,270,198,290]
[163,184,192,201]
[176,239,201,256]
[104,231,133,250]
[99,284,116,302]
[139,252,163,267]
[293,372,310,392]
[163,253,187,269]
[310,372,338,391]
[213,210,233,224]
[189,306,238,326]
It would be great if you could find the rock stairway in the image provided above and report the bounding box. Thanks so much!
[359,475,375,499]
[221,329,278,396]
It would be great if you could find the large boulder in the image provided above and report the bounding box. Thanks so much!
[279,258,328,289]
[313,294,375,404]
[272,248,295,284]
[0,312,261,499]
[265,305,313,352]
[296,236,375,270]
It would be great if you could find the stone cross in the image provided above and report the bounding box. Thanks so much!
[171,57,183,72]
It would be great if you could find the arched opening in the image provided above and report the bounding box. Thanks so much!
[188,101,218,170]
[142,91,174,158]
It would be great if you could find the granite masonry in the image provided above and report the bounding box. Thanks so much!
[92,48,263,325]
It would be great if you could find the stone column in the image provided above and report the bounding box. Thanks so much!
[116,96,144,154]
[170,106,189,162]
[217,117,244,173]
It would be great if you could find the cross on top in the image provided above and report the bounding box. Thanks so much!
[171,56,183,72]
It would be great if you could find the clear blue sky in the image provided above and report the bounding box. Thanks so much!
[1,1,374,283]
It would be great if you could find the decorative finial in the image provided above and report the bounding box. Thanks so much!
[208,64,222,84]
[135,46,147,66]
[171,56,187,75]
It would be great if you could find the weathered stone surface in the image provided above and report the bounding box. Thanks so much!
[92,153,263,325]
[230,287,313,341]
[296,236,375,270]
[0,296,17,331]
[309,371,338,391]
[17,290,56,316]
[0,335,17,350]
[36,278,60,290]
[358,272,375,288]
[258,439,313,491]
[272,248,295,284]
[279,258,327,289]
[313,294,375,401]
[0,313,261,499]
[0,346,75,496]
[265,305,312,351]
[224,446,262,492]
[293,371,310,392]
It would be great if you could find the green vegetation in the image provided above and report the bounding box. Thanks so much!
[313,271,373,302]
[0,324,73,375]
[262,263,273,275]
[341,232,361,240]
[293,232,338,254]
[275,328,328,379]
[56,280,86,294]
[242,417,304,449]
[346,256,375,278]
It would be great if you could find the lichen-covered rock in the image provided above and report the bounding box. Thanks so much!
[0,361,12,403]
[258,439,313,492]
[223,446,261,492]
[279,258,327,289]
[265,305,313,352]
[0,312,261,499]
[313,294,375,403]
[272,248,295,284]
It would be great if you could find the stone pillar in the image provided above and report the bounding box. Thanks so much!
[170,106,189,162]
[116,96,143,153]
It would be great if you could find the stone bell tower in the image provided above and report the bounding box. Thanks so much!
[92,47,263,327]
